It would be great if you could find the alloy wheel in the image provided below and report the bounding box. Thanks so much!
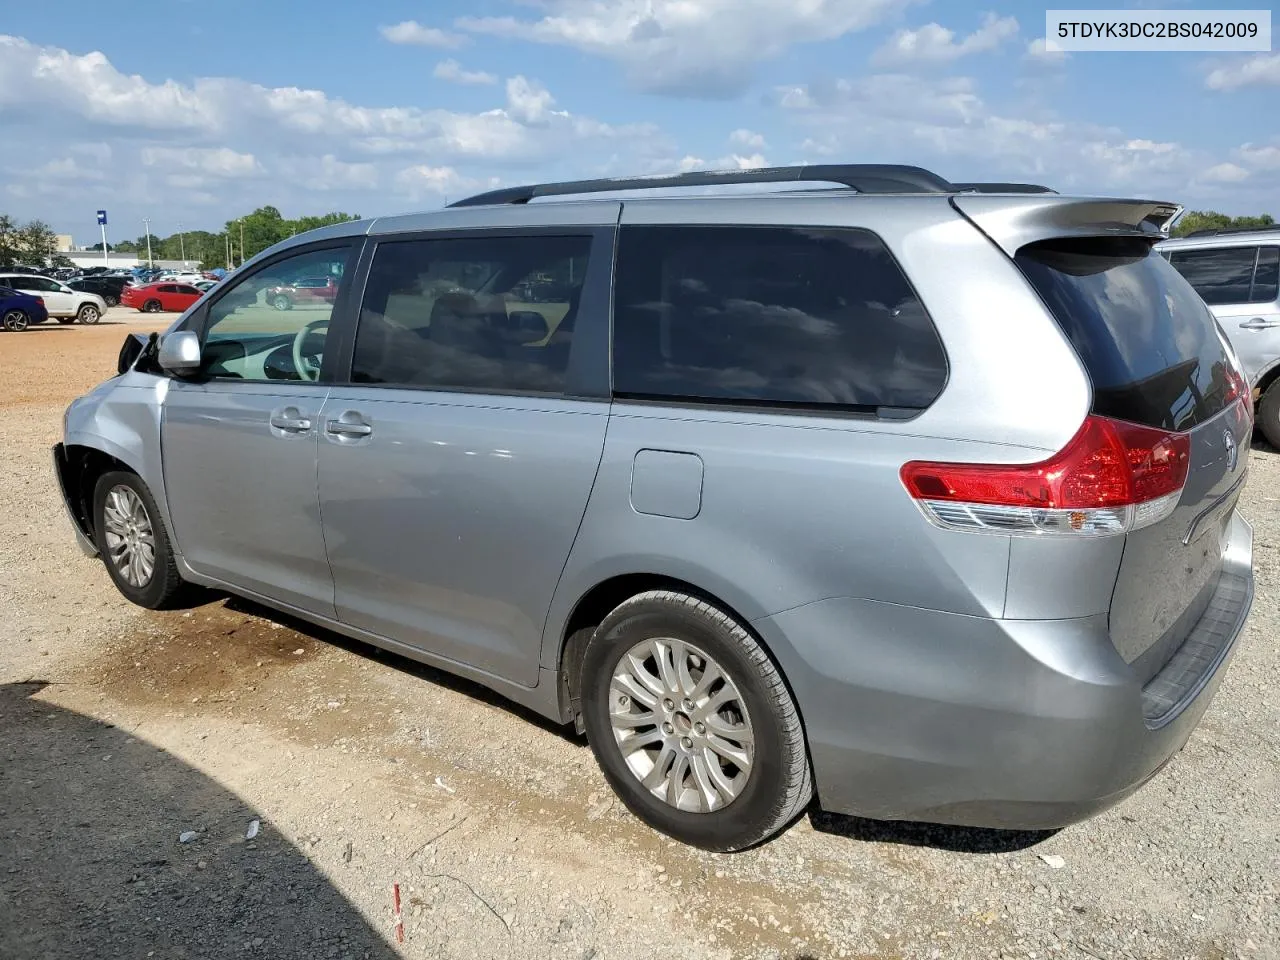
[609,637,755,813]
[101,485,156,588]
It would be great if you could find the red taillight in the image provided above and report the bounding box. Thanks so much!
[901,415,1190,536]
[34,297,44,305]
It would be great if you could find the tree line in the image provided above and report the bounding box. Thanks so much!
[1170,210,1275,237]
[0,216,71,270]
[87,206,361,270]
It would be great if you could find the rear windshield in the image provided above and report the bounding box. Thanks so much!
[1016,237,1236,432]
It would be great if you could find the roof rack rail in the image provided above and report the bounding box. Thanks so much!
[951,182,1057,194]
[448,164,958,207]
[1184,223,1279,238]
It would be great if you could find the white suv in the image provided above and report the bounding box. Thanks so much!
[0,274,108,324]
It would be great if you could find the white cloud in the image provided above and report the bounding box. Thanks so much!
[141,146,262,178]
[1206,53,1280,91]
[505,76,558,125]
[678,155,707,172]
[729,128,766,149]
[457,0,912,96]
[0,33,671,233]
[1202,162,1251,183]
[873,13,1019,66]
[1024,37,1068,64]
[718,153,769,170]
[774,73,1216,198]
[433,59,497,85]
[380,21,466,48]
[1236,143,1280,169]
[37,156,105,181]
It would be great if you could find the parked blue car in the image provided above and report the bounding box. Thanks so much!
[0,288,48,331]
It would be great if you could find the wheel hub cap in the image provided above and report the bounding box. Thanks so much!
[609,637,755,813]
[102,485,155,588]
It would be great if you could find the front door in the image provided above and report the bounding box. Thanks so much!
[161,242,356,617]
[317,227,613,686]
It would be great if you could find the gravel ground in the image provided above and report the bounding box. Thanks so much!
[1,310,1277,960]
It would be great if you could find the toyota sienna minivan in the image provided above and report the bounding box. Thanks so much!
[55,165,1255,850]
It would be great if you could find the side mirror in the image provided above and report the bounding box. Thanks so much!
[157,331,201,374]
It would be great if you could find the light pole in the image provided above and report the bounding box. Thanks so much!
[239,219,245,266]
[178,221,186,265]
[225,232,231,269]
[143,218,154,269]
[96,209,109,268]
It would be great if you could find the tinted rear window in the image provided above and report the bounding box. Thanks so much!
[611,225,947,413]
[1017,237,1236,431]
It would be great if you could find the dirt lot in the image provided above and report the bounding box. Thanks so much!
[1,311,1278,960]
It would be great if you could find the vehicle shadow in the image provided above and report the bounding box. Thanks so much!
[219,595,586,747]
[0,681,400,960]
[808,808,1056,853]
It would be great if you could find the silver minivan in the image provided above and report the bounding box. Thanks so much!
[1158,228,1280,447]
[55,165,1255,850]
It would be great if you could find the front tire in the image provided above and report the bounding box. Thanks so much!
[2,309,29,332]
[271,295,292,311]
[581,590,812,851]
[1258,380,1280,450]
[77,304,101,324]
[92,471,189,609]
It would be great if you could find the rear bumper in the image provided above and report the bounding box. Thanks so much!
[753,510,1254,829]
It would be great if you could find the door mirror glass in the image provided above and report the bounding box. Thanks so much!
[158,331,202,374]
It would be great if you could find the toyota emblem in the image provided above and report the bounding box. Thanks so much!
[1224,429,1238,473]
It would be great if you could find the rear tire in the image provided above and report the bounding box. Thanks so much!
[581,590,812,851]
[143,300,162,313]
[92,471,190,609]
[2,309,29,332]
[272,295,292,311]
[104,295,120,307]
[1258,380,1280,450]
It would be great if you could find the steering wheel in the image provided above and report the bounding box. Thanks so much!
[291,319,329,381]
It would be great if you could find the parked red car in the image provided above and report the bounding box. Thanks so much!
[265,276,339,310]
[121,282,204,314]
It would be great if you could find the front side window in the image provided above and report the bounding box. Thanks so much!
[611,225,947,411]
[350,234,591,394]
[1167,246,1268,305]
[202,246,351,382]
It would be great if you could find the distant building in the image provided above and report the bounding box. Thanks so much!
[55,234,74,253]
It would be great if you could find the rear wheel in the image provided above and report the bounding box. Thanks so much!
[271,294,292,311]
[143,299,162,313]
[92,471,190,609]
[581,590,812,851]
[2,309,29,332]
[1258,380,1280,450]
[104,294,120,307]
[77,304,101,324]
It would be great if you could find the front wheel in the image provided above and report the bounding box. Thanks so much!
[143,299,162,313]
[2,309,29,332]
[1257,380,1280,450]
[271,295,292,311]
[581,590,812,851]
[77,304,101,324]
[92,471,190,609]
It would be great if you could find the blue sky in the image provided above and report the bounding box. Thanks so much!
[2,0,1277,242]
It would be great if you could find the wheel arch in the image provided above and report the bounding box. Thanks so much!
[1254,358,1280,400]
[552,572,811,750]
[59,443,141,542]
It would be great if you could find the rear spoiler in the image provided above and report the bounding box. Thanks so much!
[950,195,1184,257]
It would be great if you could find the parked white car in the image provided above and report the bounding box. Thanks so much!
[159,272,206,285]
[0,274,108,324]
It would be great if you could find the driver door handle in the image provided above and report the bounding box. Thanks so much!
[269,414,312,432]
[326,420,373,437]
[1239,317,1280,330]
